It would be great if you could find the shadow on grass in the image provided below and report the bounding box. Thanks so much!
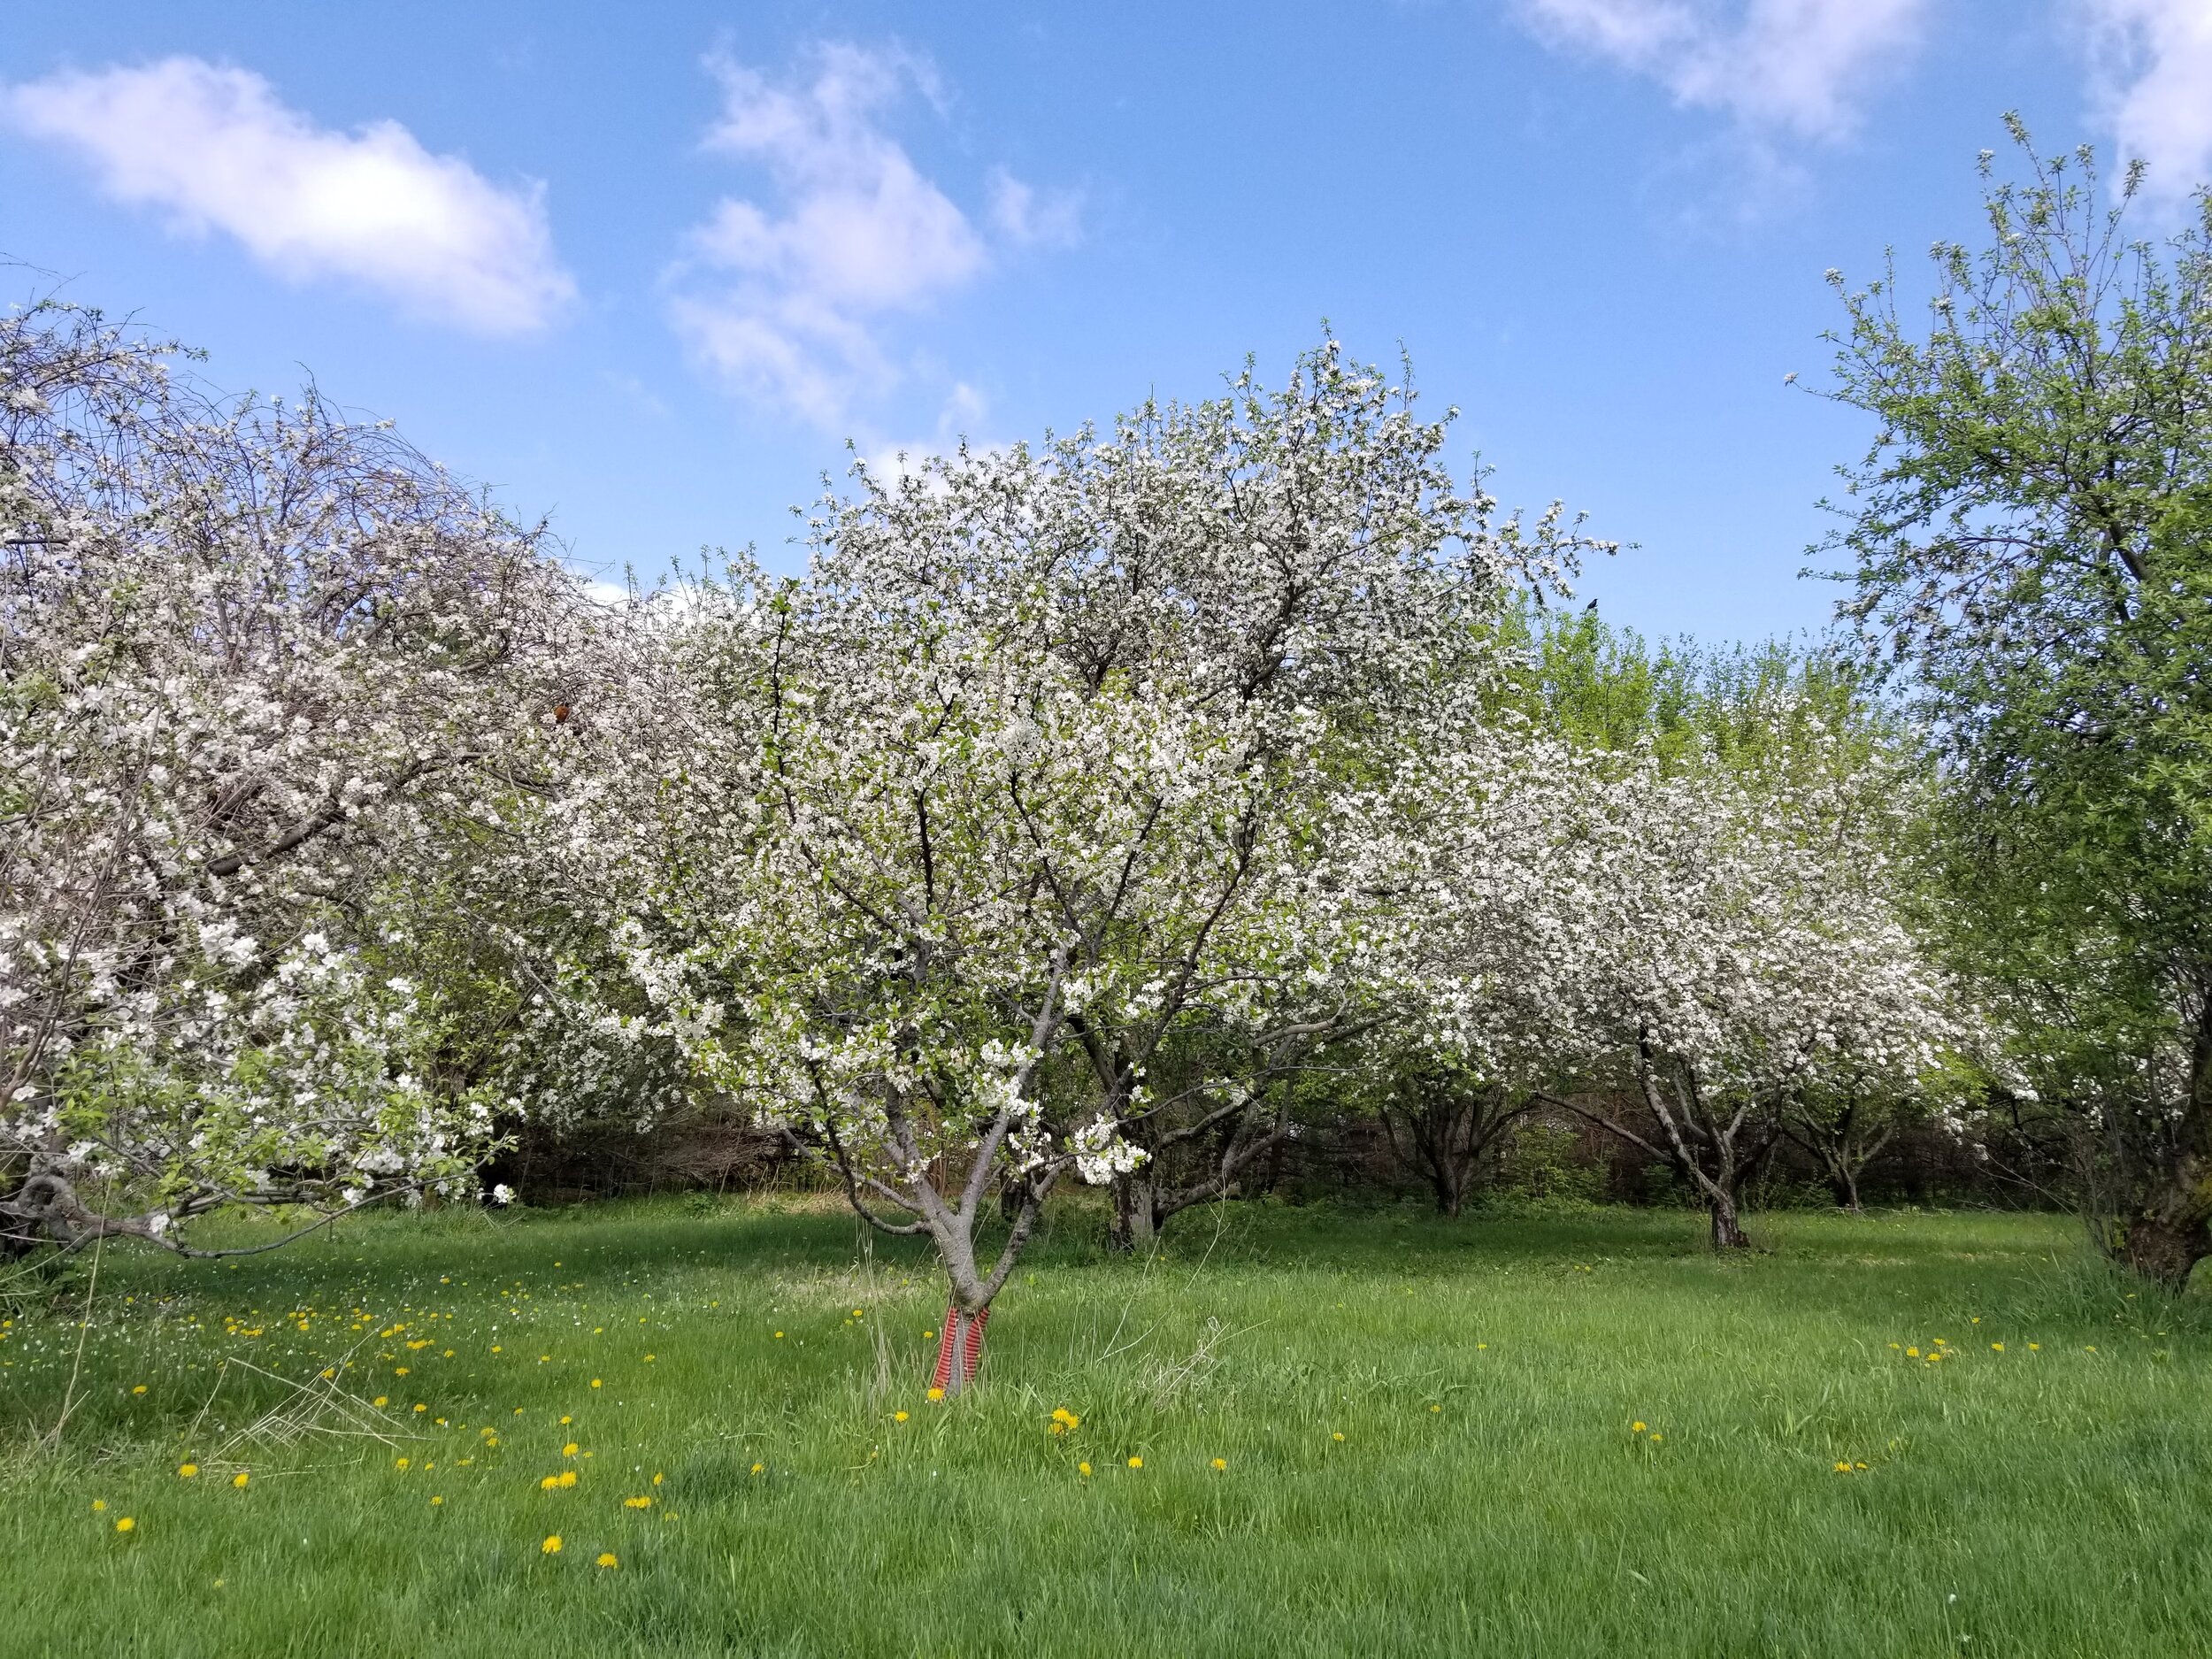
[76,1187,2202,1355]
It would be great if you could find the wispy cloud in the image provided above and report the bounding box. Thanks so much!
[2082,0,2212,204]
[2,57,573,334]
[668,42,1078,427]
[1510,0,1928,140]
[987,167,1085,249]
[860,381,1000,484]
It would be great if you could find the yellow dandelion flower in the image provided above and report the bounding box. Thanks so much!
[1631,1421,1647,1432]
[178,1463,199,1479]
[91,1499,106,1512]
[749,1462,764,1476]
[132,1385,148,1395]
[563,1442,580,1456]
[373,1395,389,1408]
[114,1517,134,1533]
[1331,1432,1345,1443]
[430,1495,444,1506]
[625,1495,652,1509]
[1211,1457,1227,1471]
[558,1471,577,1488]
[541,1534,562,1555]
[773,1332,784,1340]
[651,1472,664,1486]
[1833,1462,1852,1473]
[413,1404,427,1414]
[395,1457,411,1471]
[927,1386,945,1402]
[541,1476,560,1490]
[1904,1348,1919,1359]
[1127,1455,1142,1469]
[590,1379,603,1389]
[1648,1433,1663,1444]
[1992,1342,2004,1352]
[395,1367,410,1377]
[596,1552,618,1569]
[894,1410,910,1423]
[1078,1462,1092,1477]
[231,1471,250,1489]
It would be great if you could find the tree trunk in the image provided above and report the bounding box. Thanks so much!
[2118,1215,2208,1291]
[1831,1165,1863,1215]
[1701,1143,1751,1250]
[1382,1091,1508,1221]
[2115,1016,2212,1290]
[1429,1110,1471,1218]
[1709,1188,1749,1250]
[1108,1172,1159,1254]
[2116,1154,2211,1291]
[1436,1165,1465,1220]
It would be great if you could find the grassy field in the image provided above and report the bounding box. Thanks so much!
[0,1194,2204,1658]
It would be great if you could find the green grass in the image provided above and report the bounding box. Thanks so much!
[1,1195,2205,1658]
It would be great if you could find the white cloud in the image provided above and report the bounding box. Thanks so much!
[697,45,985,310]
[2,57,573,334]
[987,167,1085,248]
[1511,0,1927,140]
[670,43,1074,427]
[2083,0,2212,203]
[859,381,998,483]
[581,578,633,608]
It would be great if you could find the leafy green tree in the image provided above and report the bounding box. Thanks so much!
[1819,119,2212,1286]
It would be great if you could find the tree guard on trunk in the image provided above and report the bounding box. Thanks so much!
[931,1306,989,1395]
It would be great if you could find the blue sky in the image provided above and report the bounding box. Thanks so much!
[4,2,2208,641]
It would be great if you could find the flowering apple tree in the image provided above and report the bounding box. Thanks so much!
[0,299,599,1255]
[580,341,1606,1377]
[1551,734,1957,1246]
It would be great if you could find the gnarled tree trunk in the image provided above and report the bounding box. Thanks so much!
[1109,1171,1162,1253]
[2107,1005,2212,1292]
[1105,1100,1292,1252]
[1783,1094,1894,1217]
[1547,1029,1778,1253]
[1708,1185,1748,1249]
[1379,1078,1524,1218]
[1831,1166,1863,1215]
